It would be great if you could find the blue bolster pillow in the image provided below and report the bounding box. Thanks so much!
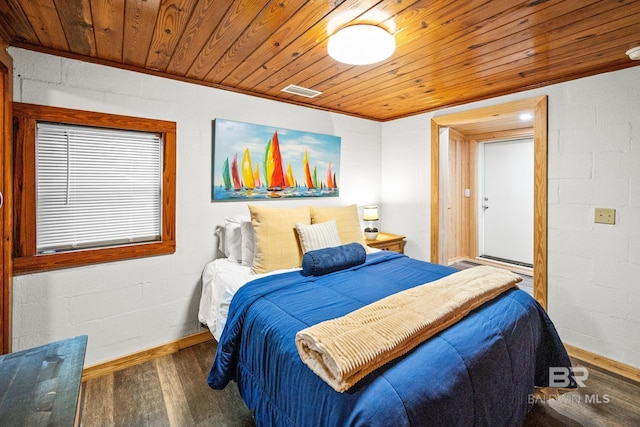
[301,242,367,276]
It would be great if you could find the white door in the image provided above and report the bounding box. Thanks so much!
[480,138,533,266]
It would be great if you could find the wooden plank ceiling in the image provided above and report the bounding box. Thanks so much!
[0,0,639,121]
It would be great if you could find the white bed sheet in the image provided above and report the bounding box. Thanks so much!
[199,258,299,340]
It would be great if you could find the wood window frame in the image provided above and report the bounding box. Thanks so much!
[12,103,176,274]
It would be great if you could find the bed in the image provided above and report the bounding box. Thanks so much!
[202,204,574,426]
[198,257,299,340]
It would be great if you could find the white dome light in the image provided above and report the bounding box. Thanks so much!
[519,112,533,121]
[626,46,640,60]
[328,24,395,65]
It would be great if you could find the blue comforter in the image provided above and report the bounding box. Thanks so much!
[208,251,573,426]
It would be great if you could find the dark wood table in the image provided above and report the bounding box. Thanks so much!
[0,335,87,426]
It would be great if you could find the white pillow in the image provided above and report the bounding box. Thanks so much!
[215,225,226,256]
[240,220,255,267]
[295,220,341,253]
[309,204,367,249]
[224,215,249,263]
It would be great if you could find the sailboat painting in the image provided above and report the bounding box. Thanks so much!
[212,119,341,201]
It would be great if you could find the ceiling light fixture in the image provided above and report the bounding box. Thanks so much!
[328,24,395,65]
[626,46,640,60]
[519,112,533,121]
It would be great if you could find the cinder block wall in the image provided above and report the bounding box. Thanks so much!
[381,66,640,369]
[10,47,383,366]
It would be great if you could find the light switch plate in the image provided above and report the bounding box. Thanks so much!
[594,208,615,225]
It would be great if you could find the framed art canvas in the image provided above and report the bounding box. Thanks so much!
[212,119,341,201]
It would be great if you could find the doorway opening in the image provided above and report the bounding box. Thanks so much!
[430,96,548,309]
[478,138,534,268]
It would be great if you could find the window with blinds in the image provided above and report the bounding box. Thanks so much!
[13,103,176,273]
[36,123,162,253]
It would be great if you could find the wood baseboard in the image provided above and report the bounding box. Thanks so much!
[81,330,213,382]
[565,343,640,384]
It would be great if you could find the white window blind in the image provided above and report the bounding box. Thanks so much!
[36,122,163,253]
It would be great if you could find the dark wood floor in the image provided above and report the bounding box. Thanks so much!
[80,340,254,427]
[525,357,640,426]
[80,340,640,426]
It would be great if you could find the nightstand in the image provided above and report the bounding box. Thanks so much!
[365,232,406,254]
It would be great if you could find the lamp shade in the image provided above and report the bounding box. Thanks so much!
[363,205,379,221]
[328,24,395,65]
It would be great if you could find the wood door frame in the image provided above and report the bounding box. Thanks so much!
[0,45,13,354]
[430,96,548,309]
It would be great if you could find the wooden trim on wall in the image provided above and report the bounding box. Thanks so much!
[430,123,440,264]
[465,127,534,142]
[566,343,640,384]
[0,44,13,354]
[82,331,213,382]
[468,140,478,261]
[430,96,548,309]
[446,129,474,263]
[532,97,548,309]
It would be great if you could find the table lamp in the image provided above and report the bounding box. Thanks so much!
[363,205,379,240]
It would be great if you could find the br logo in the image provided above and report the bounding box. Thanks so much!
[549,367,588,387]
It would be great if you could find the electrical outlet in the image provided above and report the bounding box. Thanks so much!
[594,208,616,225]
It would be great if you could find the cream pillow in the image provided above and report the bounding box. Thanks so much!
[295,220,341,253]
[249,205,310,274]
[309,204,367,248]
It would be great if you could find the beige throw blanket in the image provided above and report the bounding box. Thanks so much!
[295,266,521,392]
